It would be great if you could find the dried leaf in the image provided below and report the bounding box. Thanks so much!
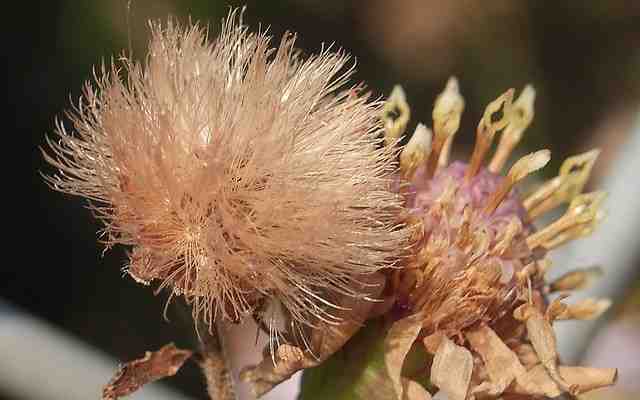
[465,324,528,396]
[385,312,425,400]
[430,337,473,400]
[102,343,192,400]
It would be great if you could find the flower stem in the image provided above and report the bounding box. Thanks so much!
[197,319,238,400]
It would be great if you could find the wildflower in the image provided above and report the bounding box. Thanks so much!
[42,11,412,338]
[382,78,616,399]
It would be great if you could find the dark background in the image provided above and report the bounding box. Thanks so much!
[10,1,640,399]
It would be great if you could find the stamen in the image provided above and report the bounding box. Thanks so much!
[427,77,465,176]
[526,191,606,250]
[465,89,515,182]
[489,85,536,173]
[484,150,550,215]
[400,123,432,180]
[553,298,612,321]
[524,149,600,219]
[382,85,411,146]
[492,217,523,256]
[438,134,455,169]
[548,266,603,292]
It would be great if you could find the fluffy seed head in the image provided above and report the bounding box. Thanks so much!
[42,11,412,328]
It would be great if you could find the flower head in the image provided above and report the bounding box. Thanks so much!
[43,11,412,331]
[382,79,616,399]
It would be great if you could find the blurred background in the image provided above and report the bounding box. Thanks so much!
[10,0,640,399]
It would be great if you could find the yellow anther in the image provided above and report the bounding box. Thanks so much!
[465,89,515,181]
[484,150,550,215]
[525,149,600,219]
[489,85,536,173]
[400,123,432,180]
[382,85,411,146]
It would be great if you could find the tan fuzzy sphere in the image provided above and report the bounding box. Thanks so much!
[43,11,412,330]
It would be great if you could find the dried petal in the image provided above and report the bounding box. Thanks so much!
[385,312,425,399]
[430,337,473,400]
[102,343,192,400]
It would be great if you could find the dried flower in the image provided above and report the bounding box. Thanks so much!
[42,11,412,335]
[382,78,616,399]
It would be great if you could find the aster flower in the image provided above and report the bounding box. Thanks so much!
[376,78,617,399]
[42,11,412,344]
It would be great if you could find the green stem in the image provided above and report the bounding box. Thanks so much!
[298,318,433,400]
